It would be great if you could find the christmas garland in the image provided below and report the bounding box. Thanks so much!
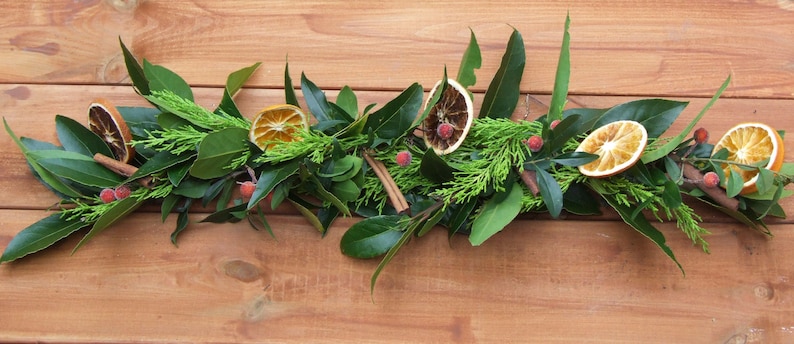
[3,16,792,292]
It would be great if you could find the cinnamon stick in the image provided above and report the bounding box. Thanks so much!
[520,169,540,196]
[93,153,154,188]
[681,162,738,211]
[362,152,410,215]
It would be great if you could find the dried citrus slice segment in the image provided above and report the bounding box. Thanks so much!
[88,98,135,163]
[576,120,648,178]
[249,104,309,150]
[712,122,784,195]
[422,78,474,155]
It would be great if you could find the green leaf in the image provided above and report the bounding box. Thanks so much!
[331,179,361,203]
[755,168,775,195]
[594,99,688,138]
[55,115,114,158]
[73,196,144,253]
[414,69,447,127]
[548,14,571,121]
[642,75,731,163]
[340,215,405,258]
[662,180,682,209]
[456,29,482,89]
[562,183,602,215]
[117,106,161,139]
[479,29,525,119]
[288,198,326,233]
[119,38,150,95]
[0,213,88,263]
[284,61,299,107]
[306,173,351,217]
[416,204,446,237]
[549,151,598,167]
[216,62,261,118]
[189,128,249,179]
[28,150,123,189]
[200,203,248,223]
[4,118,82,198]
[170,209,191,246]
[547,114,582,150]
[420,148,455,183]
[336,86,359,119]
[534,168,563,218]
[301,73,352,128]
[160,194,181,222]
[601,193,683,274]
[173,178,212,198]
[446,198,477,236]
[726,168,744,198]
[247,159,301,209]
[370,215,416,296]
[363,83,424,139]
[664,156,682,182]
[143,59,193,101]
[469,182,523,245]
[126,151,195,183]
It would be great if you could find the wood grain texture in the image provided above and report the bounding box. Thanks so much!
[1,210,793,343]
[2,1,794,343]
[0,1,793,98]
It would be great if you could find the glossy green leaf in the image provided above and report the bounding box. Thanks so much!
[550,151,598,167]
[117,106,161,139]
[535,168,563,218]
[469,182,523,246]
[119,38,150,95]
[332,179,361,203]
[284,61,299,107]
[336,86,359,119]
[73,196,144,253]
[189,128,249,179]
[55,115,114,158]
[340,215,405,258]
[0,213,88,263]
[160,194,181,222]
[414,69,447,126]
[456,29,481,89]
[547,114,582,150]
[547,14,571,121]
[307,173,351,217]
[331,156,363,182]
[288,198,326,233]
[601,193,683,274]
[642,76,730,163]
[143,59,193,101]
[420,148,455,183]
[167,161,192,187]
[200,203,248,223]
[248,159,300,209]
[4,118,82,198]
[755,168,774,195]
[127,151,195,183]
[562,183,602,215]
[664,156,682,182]
[363,83,423,139]
[216,62,261,118]
[371,216,415,296]
[28,150,123,188]
[416,204,446,237]
[170,209,191,246]
[662,180,682,209]
[446,198,477,237]
[479,29,525,119]
[726,168,744,198]
[594,99,688,138]
[173,178,212,198]
[301,73,352,127]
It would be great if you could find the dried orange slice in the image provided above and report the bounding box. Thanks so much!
[88,98,135,163]
[576,120,648,178]
[712,122,784,195]
[422,78,474,155]
[249,104,309,150]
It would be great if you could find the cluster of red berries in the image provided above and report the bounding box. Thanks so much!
[99,185,131,203]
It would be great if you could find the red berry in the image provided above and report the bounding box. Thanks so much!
[395,150,412,167]
[703,171,720,188]
[99,188,116,203]
[550,119,561,130]
[240,181,256,199]
[436,122,455,140]
[693,127,709,144]
[526,135,544,153]
[114,185,131,200]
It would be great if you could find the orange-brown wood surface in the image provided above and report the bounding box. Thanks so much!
[1,1,794,343]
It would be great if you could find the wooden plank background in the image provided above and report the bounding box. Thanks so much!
[1,1,793,343]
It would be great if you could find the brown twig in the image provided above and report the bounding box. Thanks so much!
[93,153,154,188]
[681,162,738,211]
[519,169,540,196]
[362,152,410,215]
